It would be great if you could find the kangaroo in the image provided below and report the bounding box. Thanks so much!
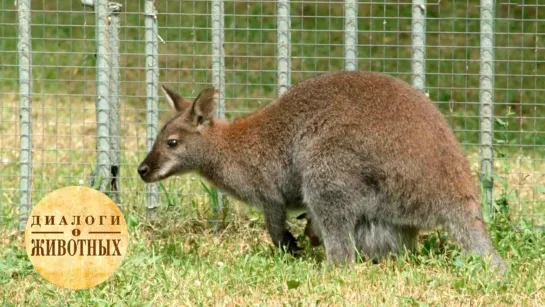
[138,71,506,272]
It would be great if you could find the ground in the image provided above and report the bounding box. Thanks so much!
[2,206,545,306]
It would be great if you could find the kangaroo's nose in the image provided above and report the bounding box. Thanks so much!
[138,164,149,177]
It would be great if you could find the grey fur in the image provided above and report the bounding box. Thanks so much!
[138,71,506,272]
[354,219,419,261]
[298,212,418,261]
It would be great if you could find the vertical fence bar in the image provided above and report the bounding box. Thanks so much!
[479,0,495,217]
[18,0,32,231]
[211,0,226,218]
[212,0,226,120]
[344,0,358,71]
[109,3,122,204]
[411,0,426,92]
[93,0,111,193]
[277,0,291,96]
[145,0,159,218]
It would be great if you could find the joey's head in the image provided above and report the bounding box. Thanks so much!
[138,86,220,183]
[297,213,323,247]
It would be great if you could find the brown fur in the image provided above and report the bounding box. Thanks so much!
[138,71,506,272]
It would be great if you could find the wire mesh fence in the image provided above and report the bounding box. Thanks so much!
[1,0,544,230]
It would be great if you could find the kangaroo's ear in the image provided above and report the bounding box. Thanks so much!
[161,85,193,113]
[190,87,219,127]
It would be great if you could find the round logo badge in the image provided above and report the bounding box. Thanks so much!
[24,186,129,290]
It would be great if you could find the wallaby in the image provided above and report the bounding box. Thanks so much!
[296,212,418,261]
[138,71,506,272]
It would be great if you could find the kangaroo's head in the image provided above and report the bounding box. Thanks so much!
[138,86,219,183]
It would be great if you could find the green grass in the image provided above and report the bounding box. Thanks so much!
[2,199,545,305]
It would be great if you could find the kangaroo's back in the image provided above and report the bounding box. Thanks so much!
[270,71,477,211]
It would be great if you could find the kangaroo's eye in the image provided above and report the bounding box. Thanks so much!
[167,139,178,148]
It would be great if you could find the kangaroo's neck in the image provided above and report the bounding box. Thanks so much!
[196,115,281,201]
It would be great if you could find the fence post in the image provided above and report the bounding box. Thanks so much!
[93,0,111,193]
[18,0,33,232]
[144,0,159,219]
[277,0,291,96]
[109,3,122,204]
[211,0,226,219]
[344,0,358,71]
[411,0,426,92]
[479,0,495,218]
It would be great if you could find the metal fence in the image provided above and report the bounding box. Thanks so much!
[1,0,544,231]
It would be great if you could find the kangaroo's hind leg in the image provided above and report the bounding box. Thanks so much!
[354,217,419,261]
[298,213,419,261]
